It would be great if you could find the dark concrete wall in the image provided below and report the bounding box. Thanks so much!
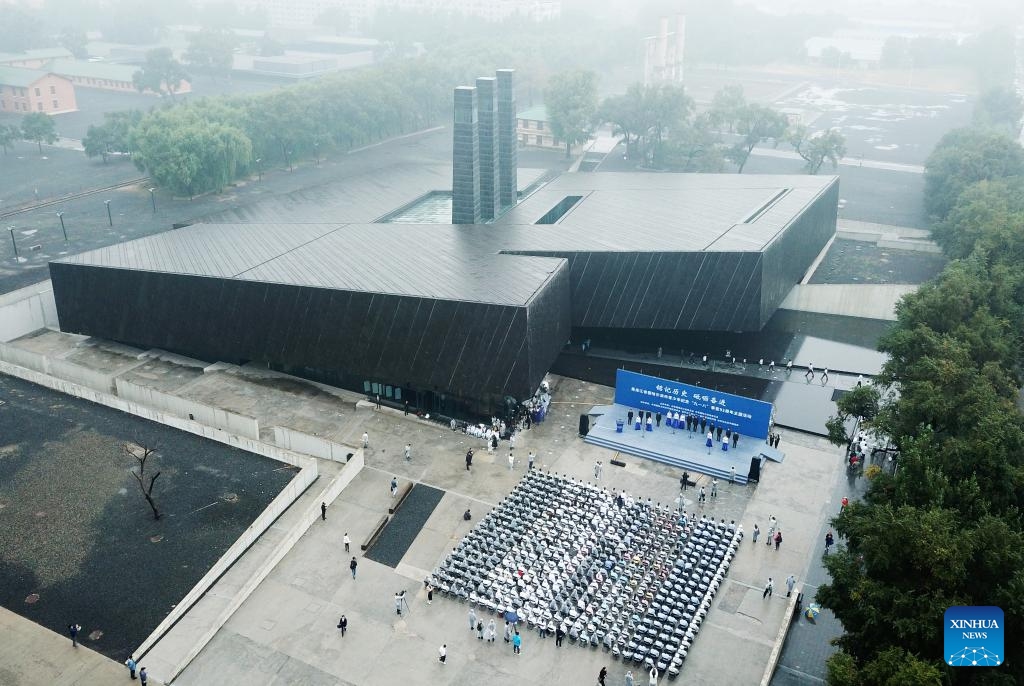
[759,178,839,324]
[50,263,569,413]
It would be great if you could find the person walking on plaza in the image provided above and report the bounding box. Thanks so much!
[350,557,358,579]
[465,448,474,471]
[528,451,535,470]
[555,624,566,647]
[716,425,723,442]
[680,471,689,491]
[774,530,783,551]
[337,615,348,636]
[404,443,412,462]
[125,655,137,679]
[752,523,760,543]
[705,431,713,454]
[438,644,447,664]
[698,486,706,505]
[508,451,515,470]
[395,592,404,616]
[710,478,717,498]
[427,585,434,605]
[343,532,351,553]
[512,630,522,655]
[468,607,477,631]
[625,670,634,686]
[655,412,661,428]
[390,476,398,497]
[825,530,835,554]
[648,666,658,686]
[362,431,369,448]
[375,394,381,409]
[786,574,797,597]
[68,622,80,647]
[139,667,148,685]
[766,515,777,546]
[732,432,739,448]
[321,502,327,521]
[487,618,497,642]
[504,621,512,644]
[806,363,814,380]
[477,620,485,640]
[628,410,634,426]
[763,577,774,598]
[599,666,608,685]
[594,460,603,481]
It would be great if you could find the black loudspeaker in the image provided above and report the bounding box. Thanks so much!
[579,414,590,436]
[747,457,761,483]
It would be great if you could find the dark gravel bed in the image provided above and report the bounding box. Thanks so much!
[366,484,445,568]
[0,374,296,661]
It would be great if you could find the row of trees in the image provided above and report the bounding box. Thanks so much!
[83,57,473,196]
[546,74,846,175]
[819,90,1024,685]
[0,113,59,155]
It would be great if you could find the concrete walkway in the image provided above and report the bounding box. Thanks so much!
[750,147,924,174]
[0,607,164,686]
[778,283,917,320]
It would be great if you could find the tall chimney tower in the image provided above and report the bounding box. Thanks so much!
[476,77,500,221]
[674,15,686,82]
[452,86,481,224]
[496,69,518,211]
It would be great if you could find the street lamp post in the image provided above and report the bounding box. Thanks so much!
[104,199,112,227]
[256,158,262,182]
[148,187,156,213]
[8,226,17,259]
[314,142,320,167]
[57,211,67,241]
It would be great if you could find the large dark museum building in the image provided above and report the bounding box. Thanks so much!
[49,70,839,417]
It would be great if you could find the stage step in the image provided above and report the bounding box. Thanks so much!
[584,433,760,484]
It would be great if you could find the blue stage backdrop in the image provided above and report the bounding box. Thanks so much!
[613,369,773,439]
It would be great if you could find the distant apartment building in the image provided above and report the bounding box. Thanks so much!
[516,105,562,150]
[0,66,78,114]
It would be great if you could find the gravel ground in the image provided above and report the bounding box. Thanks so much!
[366,484,445,568]
[809,238,947,284]
[0,374,296,661]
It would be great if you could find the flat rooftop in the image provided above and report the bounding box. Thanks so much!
[495,173,837,252]
[53,172,837,306]
[54,223,564,307]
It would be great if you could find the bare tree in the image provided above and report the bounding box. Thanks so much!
[124,443,162,520]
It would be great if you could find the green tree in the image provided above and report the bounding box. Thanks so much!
[707,84,746,132]
[599,84,646,159]
[643,84,693,167]
[132,48,189,101]
[788,125,846,174]
[726,104,789,173]
[972,86,1024,135]
[184,28,236,80]
[923,127,1024,221]
[82,109,142,162]
[0,5,44,53]
[660,113,724,172]
[58,28,89,59]
[825,384,881,449]
[21,112,57,154]
[544,70,598,159]
[0,124,18,155]
[933,177,1024,260]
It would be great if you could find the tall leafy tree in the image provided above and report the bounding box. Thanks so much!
[707,84,746,132]
[726,104,789,173]
[923,127,1024,221]
[544,70,598,159]
[20,112,57,154]
[132,48,189,101]
[0,124,18,155]
[972,86,1024,136]
[787,125,846,174]
[184,28,236,80]
[825,384,880,450]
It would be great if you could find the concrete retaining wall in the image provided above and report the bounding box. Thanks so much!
[272,426,352,462]
[157,448,365,683]
[0,343,116,393]
[115,378,260,440]
[0,281,58,342]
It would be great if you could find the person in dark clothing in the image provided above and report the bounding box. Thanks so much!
[68,623,80,647]
[465,449,474,471]
[628,411,634,426]
[321,502,327,521]
[599,666,608,685]
[716,426,723,442]
[733,432,739,448]
[655,412,661,427]
[700,418,707,433]
[337,615,348,636]
[680,472,689,491]
[555,625,566,647]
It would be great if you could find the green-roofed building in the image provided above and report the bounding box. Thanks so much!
[42,59,192,95]
[516,104,562,150]
[0,66,77,115]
